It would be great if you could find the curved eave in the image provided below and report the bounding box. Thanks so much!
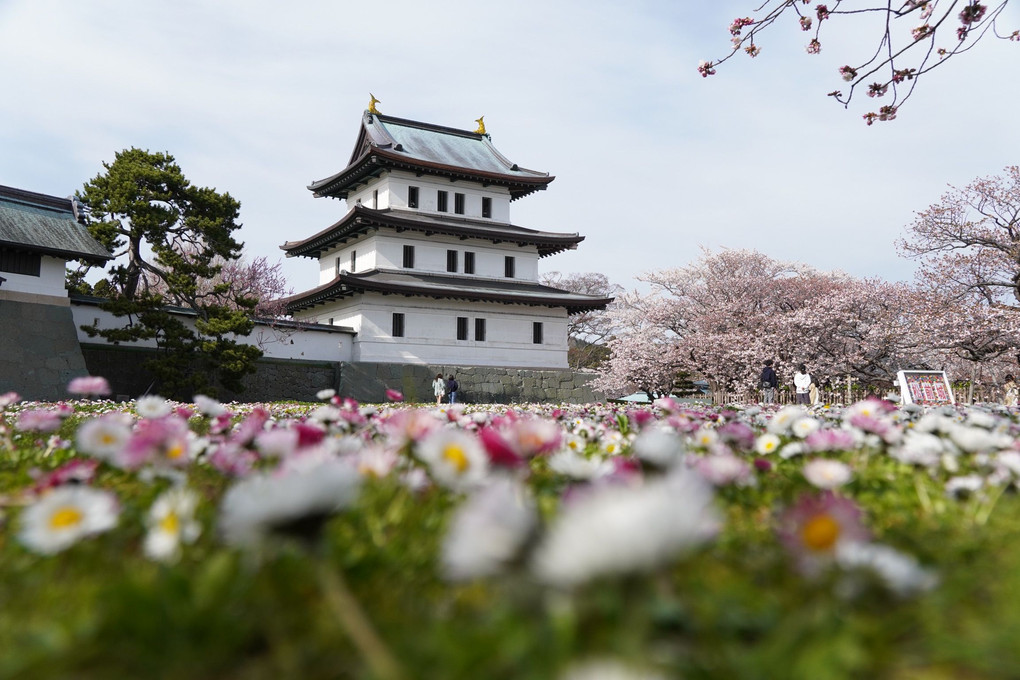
[308,149,554,202]
[283,274,613,316]
[0,238,111,266]
[280,207,584,260]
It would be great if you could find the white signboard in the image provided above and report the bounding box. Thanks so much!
[896,370,955,406]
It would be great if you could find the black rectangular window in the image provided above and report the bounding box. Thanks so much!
[372,189,378,209]
[408,186,419,208]
[335,256,342,276]
[533,322,543,344]
[447,249,458,272]
[457,316,469,341]
[482,197,492,218]
[464,251,475,274]
[504,256,515,278]
[454,192,465,214]
[392,313,405,337]
[350,250,356,272]
[437,190,448,212]
[474,318,486,342]
[403,245,415,268]
[0,249,42,277]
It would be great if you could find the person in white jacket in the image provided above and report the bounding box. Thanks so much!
[793,364,812,405]
[433,373,447,405]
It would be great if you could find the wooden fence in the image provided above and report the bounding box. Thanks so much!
[710,385,1002,406]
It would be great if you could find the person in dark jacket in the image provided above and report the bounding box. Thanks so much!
[760,360,778,404]
[446,374,459,404]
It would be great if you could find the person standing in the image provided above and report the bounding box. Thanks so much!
[433,373,446,405]
[794,364,812,405]
[759,359,778,404]
[446,374,459,404]
[1005,374,1018,407]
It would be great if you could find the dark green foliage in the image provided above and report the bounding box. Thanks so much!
[75,149,261,398]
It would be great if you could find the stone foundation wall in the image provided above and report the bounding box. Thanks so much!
[75,348,606,404]
[0,297,91,401]
[339,362,608,404]
[80,345,341,403]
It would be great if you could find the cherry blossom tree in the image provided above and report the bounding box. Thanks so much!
[702,1,1018,123]
[594,249,929,399]
[590,289,686,398]
[899,165,1020,306]
[779,277,923,387]
[892,165,1020,400]
[144,251,293,319]
[540,271,621,369]
[594,249,823,397]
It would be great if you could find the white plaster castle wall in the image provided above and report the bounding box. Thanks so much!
[70,303,354,362]
[320,235,381,283]
[318,231,539,281]
[1,255,69,298]
[294,293,568,368]
[350,170,512,223]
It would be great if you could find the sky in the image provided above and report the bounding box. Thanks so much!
[1,0,1018,297]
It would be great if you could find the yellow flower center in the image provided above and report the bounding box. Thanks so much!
[159,511,180,535]
[443,445,469,473]
[801,514,840,551]
[100,433,116,446]
[166,442,186,460]
[49,506,83,530]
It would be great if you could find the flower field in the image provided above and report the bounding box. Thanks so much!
[3,382,1020,679]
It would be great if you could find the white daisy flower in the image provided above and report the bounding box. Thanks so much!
[631,427,684,468]
[802,459,853,489]
[441,477,536,581]
[755,433,782,456]
[560,659,667,680]
[254,428,300,458]
[416,428,489,491]
[144,487,202,563]
[945,474,984,498]
[692,426,718,448]
[219,458,361,547]
[601,434,626,456]
[548,450,613,480]
[353,446,399,479]
[965,409,996,429]
[531,468,720,587]
[563,433,587,454]
[75,413,132,460]
[768,406,805,435]
[19,486,119,554]
[844,400,881,420]
[135,395,172,419]
[948,425,1011,454]
[890,431,944,468]
[836,542,938,597]
[791,417,821,439]
[779,442,805,460]
[316,389,336,401]
[995,451,1020,477]
[193,394,227,417]
[309,405,343,424]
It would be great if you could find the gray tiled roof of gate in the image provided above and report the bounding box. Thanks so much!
[0,185,111,263]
